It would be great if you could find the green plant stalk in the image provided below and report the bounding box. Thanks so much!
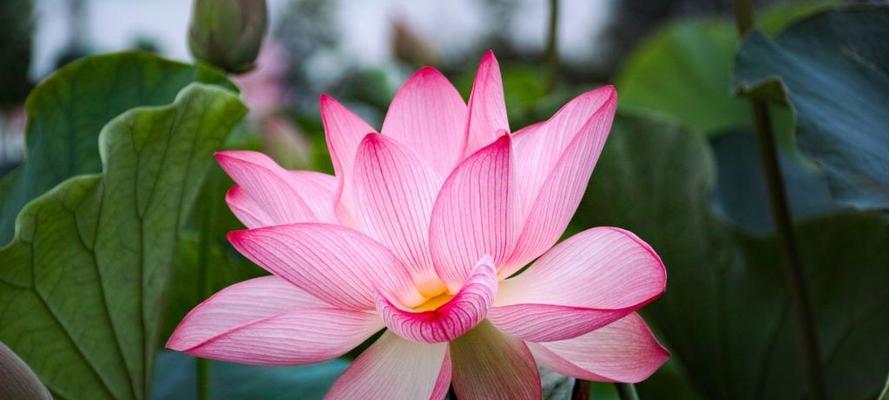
[732,1,826,399]
[196,359,209,400]
[194,171,222,400]
[544,0,560,94]
[615,383,639,400]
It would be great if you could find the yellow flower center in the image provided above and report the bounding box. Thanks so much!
[412,291,455,312]
[400,275,453,311]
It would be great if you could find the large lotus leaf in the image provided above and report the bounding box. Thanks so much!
[709,129,841,235]
[0,84,246,399]
[574,113,733,398]
[617,20,748,134]
[0,51,234,244]
[731,214,889,399]
[577,113,889,399]
[615,3,833,136]
[734,7,889,209]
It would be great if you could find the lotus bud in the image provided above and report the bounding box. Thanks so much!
[188,0,268,74]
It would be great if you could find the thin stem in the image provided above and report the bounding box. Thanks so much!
[732,1,826,399]
[732,0,754,34]
[571,379,590,400]
[194,172,220,400]
[751,101,825,400]
[544,0,560,94]
[615,383,639,400]
[196,359,209,400]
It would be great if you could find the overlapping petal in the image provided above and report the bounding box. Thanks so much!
[528,313,669,383]
[511,87,615,206]
[166,276,382,365]
[225,185,272,228]
[286,170,338,221]
[450,321,541,400]
[489,227,665,342]
[216,151,318,224]
[228,223,425,310]
[463,51,510,158]
[351,133,443,294]
[376,256,497,343]
[326,332,451,400]
[320,94,377,223]
[504,86,617,272]
[381,67,467,177]
[320,94,376,181]
[223,169,338,228]
[186,51,668,396]
[429,134,519,287]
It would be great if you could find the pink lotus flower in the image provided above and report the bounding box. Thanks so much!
[167,51,668,399]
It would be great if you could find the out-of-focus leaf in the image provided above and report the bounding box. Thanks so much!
[588,382,620,400]
[0,84,246,399]
[617,20,748,134]
[577,113,889,399]
[149,351,347,400]
[292,114,335,175]
[634,359,701,400]
[330,67,394,115]
[576,113,730,398]
[0,52,234,244]
[733,214,889,399]
[734,7,889,210]
[615,3,833,136]
[757,2,840,36]
[710,129,841,235]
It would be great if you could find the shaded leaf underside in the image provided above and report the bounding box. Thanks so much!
[578,113,889,399]
[734,7,889,209]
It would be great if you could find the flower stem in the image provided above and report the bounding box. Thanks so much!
[732,1,825,399]
[544,0,560,94]
[196,359,209,400]
[615,383,639,400]
[194,171,220,400]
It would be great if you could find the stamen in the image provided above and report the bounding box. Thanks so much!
[412,292,455,312]
[414,276,448,298]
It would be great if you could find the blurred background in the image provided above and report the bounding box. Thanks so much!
[2,0,887,399]
[0,0,851,173]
